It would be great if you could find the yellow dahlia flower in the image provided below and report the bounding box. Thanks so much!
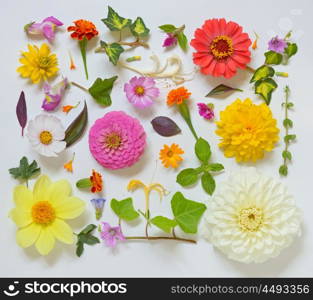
[9,175,85,255]
[17,43,59,84]
[216,98,279,162]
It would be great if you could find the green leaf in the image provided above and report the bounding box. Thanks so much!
[88,76,118,106]
[205,84,243,97]
[284,134,296,143]
[79,234,100,245]
[79,37,89,79]
[177,32,188,51]
[101,6,132,31]
[176,168,199,187]
[201,172,216,195]
[250,65,275,83]
[80,224,97,235]
[100,41,124,65]
[285,43,298,58]
[76,224,99,257]
[159,24,177,33]
[130,17,150,37]
[9,157,40,181]
[111,198,139,221]
[264,51,283,65]
[282,150,292,161]
[195,137,211,163]
[171,192,206,234]
[254,78,278,104]
[208,163,224,172]
[283,118,293,128]
[76,242,84,257]
[151,216,177,233]
[76,178,92,189]
[287,102,294,109]
[64,101,88,147]
[279,165,288,176]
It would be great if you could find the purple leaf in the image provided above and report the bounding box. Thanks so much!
[16,91,27,136]
[151,116,181,137]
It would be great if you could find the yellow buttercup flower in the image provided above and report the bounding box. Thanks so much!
[17,44,59,84]
[216,98,279,162]
[9,175,85,255]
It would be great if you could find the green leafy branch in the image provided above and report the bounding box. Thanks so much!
[177,138,224,195]
[95,6,150,65]
[159,24,188,51]
[279,86,296,176]
[250,32,298,104]
[75,224,100,257]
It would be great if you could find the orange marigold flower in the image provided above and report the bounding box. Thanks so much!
[159,144,184,168]
[90,169,103,193]
[167,87,191,106]
[67,19,98,41]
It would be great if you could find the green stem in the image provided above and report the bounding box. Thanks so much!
[25,180,29,188]
[178,102,198,140]
[125,236,196,244]
[283,86,290,167]
[79,37,89,80]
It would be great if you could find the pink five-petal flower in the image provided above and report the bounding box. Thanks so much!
[26,16,63,43]
[163,34,177,47]
[124,76,160,109]
[100,222,125,248]
[42,78,68,111]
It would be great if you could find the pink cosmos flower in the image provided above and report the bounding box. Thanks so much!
[124,76,160,109]
[268,36,287,54]
[163,34,177,47]
[197,103,214,120]
[25,16,63,43]
[42,78,68,111]
[89,111,146,170]
[100,222,125,248]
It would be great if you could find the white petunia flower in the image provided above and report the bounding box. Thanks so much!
[203,167,301,263]
[26,114,66,157]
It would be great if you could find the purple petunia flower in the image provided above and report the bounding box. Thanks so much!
[42,78,68,111]
[124,76,160,109]
[162,34,177,47]
[197,103,214,120]
[100,222,125,248]
[90,198,106,220]
[25,16,63,43]
[268,36,287,54]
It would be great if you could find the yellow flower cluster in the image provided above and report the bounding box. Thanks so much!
[216,98,279,162]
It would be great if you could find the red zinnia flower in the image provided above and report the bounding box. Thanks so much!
[190,18,251,78]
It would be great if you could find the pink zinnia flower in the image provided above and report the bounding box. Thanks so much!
[197,103,214,120]
[268,36,287,54]
[41,78,68,111]
[100,222,125,248]
[89,111,146,170]
[163,34,177,47]
[124,76,160,109]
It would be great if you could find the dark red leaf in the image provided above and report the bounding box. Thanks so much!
[16,91,27,136]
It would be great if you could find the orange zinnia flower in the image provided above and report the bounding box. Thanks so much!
[90,169,103,193]
[67,19,98,41]
[159,144,184,168]
[167,87,191,106]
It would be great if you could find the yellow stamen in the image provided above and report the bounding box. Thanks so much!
[238,207,263,232]
[210,35,233,59]
[105,133,122,149]
[39,131,53,145]
[135,86,145,95]
[32,201,56,224]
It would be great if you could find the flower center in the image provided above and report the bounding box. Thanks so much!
[38,56,51,68]
[167,150,174,157]
[210,35,233,59]
[39,131,53,145]
[238,207,263,232]
[105,133,122,149]
[31,201,56,225]
[109,229,117,236]
[135,86,145,95]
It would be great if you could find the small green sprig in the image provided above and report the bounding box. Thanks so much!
[76,224,100,257]
[159,24,188,51]
[279,86,296,176]
[176,138,224,195]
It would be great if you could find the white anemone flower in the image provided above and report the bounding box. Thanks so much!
[203,168,301,263]
[27,115,66,157]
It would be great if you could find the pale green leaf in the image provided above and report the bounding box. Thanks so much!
[264,51,283,65]
[201,172,215,195]
[159,24,177,33]
[130,17,150,37]
[176,168,199,187]
[101,6,131,31]
[88,76,118,106]
[100,41,124,65]
[111,198,139,221]
[151,216,177,233]
[254,78,278,104]
[250,65,275,83]
[195,137,211,163]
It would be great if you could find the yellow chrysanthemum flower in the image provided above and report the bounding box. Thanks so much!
[9,175,85,255]
[215,98,279,162]
[17,44,59,84]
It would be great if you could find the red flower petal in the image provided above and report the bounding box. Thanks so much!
[224,66,236,78]
[190,40,208,52]
[194,28,210,45]
[213,61,226,76]
[201,60,217,75]
[218,18,227,35]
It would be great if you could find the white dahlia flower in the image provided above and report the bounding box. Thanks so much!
[203,168,301,263]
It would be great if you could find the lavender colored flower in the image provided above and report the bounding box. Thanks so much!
[124,76,160,109]
[197,103,214,120]
[90,198,106,220]
[163,34,177,47]
[100,222,125,248]
[42,78,68,111]
[268,36,287,54]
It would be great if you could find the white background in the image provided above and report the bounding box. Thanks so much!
[0,0,312,277]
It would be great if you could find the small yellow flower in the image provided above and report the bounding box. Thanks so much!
[17,43,59,84]
[9,175,85,255]
[159,144,184,168]
[216,98,279,162]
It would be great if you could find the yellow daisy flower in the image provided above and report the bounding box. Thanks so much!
[17,43,59,84]
[9,175,85,255]
[216,98,279,162]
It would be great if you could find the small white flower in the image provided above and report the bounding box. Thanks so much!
[203,167,301,263]
[27,114,66,157]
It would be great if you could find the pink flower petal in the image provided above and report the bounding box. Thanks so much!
[42,25,55,42]
[43,16,63,26]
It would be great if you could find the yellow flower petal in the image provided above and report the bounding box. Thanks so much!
[35,227,55,255]
[54,196,85,220]
[16,223,41,248]
[49,180,72,205]
[33,175,52,202]
[13,185,34,210]
[10,208,32,228]
[127,180,145,191]
[50,219,74,244]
